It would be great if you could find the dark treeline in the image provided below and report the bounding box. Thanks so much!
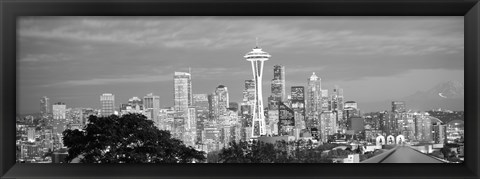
[208,140,383,163]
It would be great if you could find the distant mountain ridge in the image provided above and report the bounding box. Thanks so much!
[361,81,464,112]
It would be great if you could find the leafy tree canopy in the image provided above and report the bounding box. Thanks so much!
[62,113,205,163]
[218,139,343,163]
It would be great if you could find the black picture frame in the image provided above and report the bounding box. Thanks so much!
[1,0,479,178]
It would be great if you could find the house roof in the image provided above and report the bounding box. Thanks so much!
[361,146,446,163]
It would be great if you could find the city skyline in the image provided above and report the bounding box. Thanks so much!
[16,16,465,164]
[18,17,464,114]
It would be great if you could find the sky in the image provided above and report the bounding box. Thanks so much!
[17,16,464,114]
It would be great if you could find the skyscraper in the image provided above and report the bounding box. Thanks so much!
[244,43,271,137]
[174,72,192,117]
[52,102,66,120]
[100,93,115,117]
[268,65,285,111]
[278,101,295,136]
[337,88,344,111]
[321,89,329,111]
[193,94,209,111]
[184,107,197,147]
[215,85,230,116]
[52,102,67,137]
[271,65,286,101]
[331,87,345,131]
[243,79,255,104]
[40,96,50,114]
[432,121,447,144]
[320,111,336,143]
[331,87,344,111]
[27,127,36,142]
[306,72,322,127]
[144,93,160,126]
[291,86,306,130]
[193,94,209,143]
[208,93,219,122]
[241,79,256,126]
[174,71,193,141]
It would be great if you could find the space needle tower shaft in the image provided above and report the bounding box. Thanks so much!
[244,39,271,137]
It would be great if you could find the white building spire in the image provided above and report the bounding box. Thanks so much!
[244,41,271,137]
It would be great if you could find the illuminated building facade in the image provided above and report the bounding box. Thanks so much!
[174,71,192,139]
[144,93,160,128]
[40,96,50,114]
[291,86,306,130]
[306,72,322,127]
[215,85,230,116]
[174,72,192,117]
[100,93,115,117]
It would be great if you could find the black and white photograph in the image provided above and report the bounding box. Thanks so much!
[16,16,464,163]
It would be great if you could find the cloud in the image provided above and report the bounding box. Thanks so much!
[19,17,463,56]
[285,66,326,74]
[192,67,250,79]
[19,53,72,63]
[40,73,172,88]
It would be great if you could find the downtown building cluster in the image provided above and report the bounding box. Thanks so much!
[16,45,464,163]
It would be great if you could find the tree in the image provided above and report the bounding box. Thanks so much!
[248,140,276,163]
[218,140,276,163]
[62,113,205,163]
[207,150,221,163]
[218,141,250,163]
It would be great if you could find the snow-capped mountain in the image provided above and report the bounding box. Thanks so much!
[402,81,464,111]
[361,81,464,112]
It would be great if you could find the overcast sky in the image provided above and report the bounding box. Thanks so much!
[17,16,464,114]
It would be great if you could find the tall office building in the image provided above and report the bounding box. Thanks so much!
[40,96,50,114]
[278,101,295,136]
[291,86,306,129]
[243,79,256,104]
[27,127,36,142]
[330,87,345,131]
[268,65,285,110]
[337,88,344,111]
[208,93,219,122]
[174,72,192,117]
[186,107,197,132]
[52,102,67,137]
[52,102,66,120]
[321,89,329,111]
[344,101,359,121]
[320,111,337,143]
[215,85,230,116]
[433,122,447,144]
[193,94,209,143]
[241,79,256,126]
[414,113,433,142]
[244,43,271,137]
[193,94,209,110]
[331,87,344,111]
[144,93,160,126]
[271,65,286,101]
[100,93,115,117]
[306,72,322,127]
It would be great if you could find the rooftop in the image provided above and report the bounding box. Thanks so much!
[361,146,445,163]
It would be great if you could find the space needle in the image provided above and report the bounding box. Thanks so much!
[244,38,271,138]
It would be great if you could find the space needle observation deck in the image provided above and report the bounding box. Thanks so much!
[244,42,271,138]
